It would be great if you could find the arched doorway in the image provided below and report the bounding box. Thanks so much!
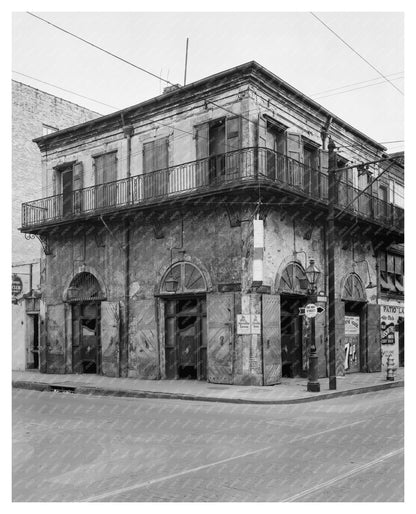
[342,273,367,373]
[278,262,309,377]
[67,272,106,374]
[160,262,207,380]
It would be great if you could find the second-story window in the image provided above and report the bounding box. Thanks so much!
[380,251,404,295]
[94,151,117,208]
[142,137,169,198]
[194,117,241,183]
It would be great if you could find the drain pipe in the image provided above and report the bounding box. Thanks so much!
[122,120,134,377]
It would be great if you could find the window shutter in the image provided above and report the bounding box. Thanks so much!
[143,141,155,174]
[73,162,83,190]
[95,155,104,185]
[286,130,302,188]
[195,122,209,160]
[105,152,117,183]
[226,116,240,152]
[155,137,169,170]
[73,162,83,213]
[286,130,302,162]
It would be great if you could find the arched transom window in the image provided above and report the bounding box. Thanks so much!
[67,272,105,302]
[342,273,366,302]
[278,262,309,295]
[161,262,207,294]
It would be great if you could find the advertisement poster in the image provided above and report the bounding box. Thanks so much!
[380,301,404,371]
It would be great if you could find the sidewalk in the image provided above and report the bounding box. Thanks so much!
[12,368,404,405]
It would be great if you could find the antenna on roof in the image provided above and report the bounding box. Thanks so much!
[184,37,189,86]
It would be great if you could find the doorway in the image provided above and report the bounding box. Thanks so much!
[165,297,207,380]
[72,303,100,374]
[280,295,304,377]
[61,167,73,217]
[344,301,364,373]
[209,118,226,182]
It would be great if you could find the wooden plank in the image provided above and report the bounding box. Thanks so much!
[129,299,159,379]
[262,294,282,385]
[46,303,66,373]
[207,293,234,384]
[101,301,120,377]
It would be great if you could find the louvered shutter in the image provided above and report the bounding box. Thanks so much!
[207,293,234,384]
[46,303,66,373]
[262,295,281,385]
[128,299,159,379]
[286,130,303,188]
[226,116,241,176]
[73,162,83,213]
[195,123,209,186]
[101,301,120,377]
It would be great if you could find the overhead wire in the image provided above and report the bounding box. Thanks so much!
[309,12,403,96]
[313,76,404,100]
[26,11,176,87]
[309,71,403,97]
[23,13,403,185]
[12,70,120,111]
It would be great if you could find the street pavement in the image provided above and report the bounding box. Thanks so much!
[12,387,404,502]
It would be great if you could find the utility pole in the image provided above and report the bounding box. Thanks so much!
[328,137,337,390]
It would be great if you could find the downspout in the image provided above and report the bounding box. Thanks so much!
[122,120,134,377]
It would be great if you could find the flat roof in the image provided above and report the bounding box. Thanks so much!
[33,61,386,151]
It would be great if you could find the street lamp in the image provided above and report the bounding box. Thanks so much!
[305,259,321,392]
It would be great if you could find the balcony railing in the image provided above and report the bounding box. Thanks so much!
[21,147,404,232]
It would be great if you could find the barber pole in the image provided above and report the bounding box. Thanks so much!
[253,218,264,283]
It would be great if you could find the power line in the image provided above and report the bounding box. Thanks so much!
[310,71,403,97]
[310,12,403,96]
[26,12,176,87]
[313,76,404,100]
[12,70,120,111]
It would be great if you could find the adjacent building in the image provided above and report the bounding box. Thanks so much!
[12,80,100,370]
[19,62,404,384]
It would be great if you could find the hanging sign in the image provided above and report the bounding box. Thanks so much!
[12,274,23,297]
[237,314,251,335]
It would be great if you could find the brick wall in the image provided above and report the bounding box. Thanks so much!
[12,80,101,266]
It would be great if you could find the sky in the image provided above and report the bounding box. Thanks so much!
[11,10,404,153]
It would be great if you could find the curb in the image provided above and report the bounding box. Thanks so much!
[12,379,404,405]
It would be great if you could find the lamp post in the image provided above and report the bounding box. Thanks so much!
[305,259,321,392]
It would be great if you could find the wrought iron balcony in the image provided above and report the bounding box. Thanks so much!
[21,147,404,232]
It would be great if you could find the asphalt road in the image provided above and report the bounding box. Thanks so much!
[12,387,404,502]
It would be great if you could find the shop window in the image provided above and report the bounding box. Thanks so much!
[380,251,404,295]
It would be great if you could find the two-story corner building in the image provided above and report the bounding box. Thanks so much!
[19,61,404,385]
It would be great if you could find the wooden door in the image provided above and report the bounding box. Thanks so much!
[209,119,226,182]
[262,295,281,385]
[207,293,234,384]
[62,168,73,217]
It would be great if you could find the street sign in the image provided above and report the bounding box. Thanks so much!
[316,306,325,314]
[305,304,318,318]
[299,307,305,316]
